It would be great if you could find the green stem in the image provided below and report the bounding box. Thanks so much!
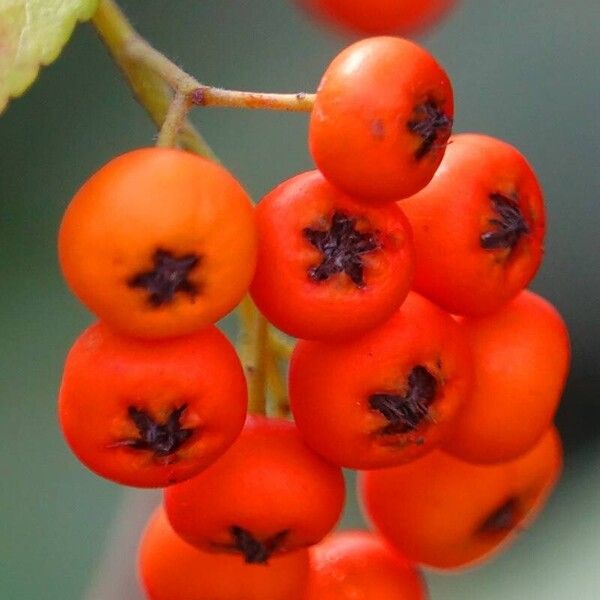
[269,329,295,360]
[249,313,269,416]
[267,351,290,418]
[237,297,269,416]
[94,0,315,117]
[156,92,191,148]
[92,0,217,159]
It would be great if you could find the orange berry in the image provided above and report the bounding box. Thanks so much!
[401,134,545,316]
[301,0,456,36]
[445,290,570,463]
[139,508,309,600]
[360,427,563,569]
[164,416,345,559]
[309,37,453,200]
[250,170,414,340]
[306,531,427,600]
[59,322,247,488]
[59,147,257,338]
[289,293,471,469]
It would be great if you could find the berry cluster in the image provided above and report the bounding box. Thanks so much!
[57,35,569,600]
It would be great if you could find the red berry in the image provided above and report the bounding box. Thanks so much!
[400,133,546,316]
[289,293,471,469]
[305,531,427,600]
[164,416,345,561]
[59,322,247,488]
[301,0,457,37]
[139,508,310,600]
[360,427,562,569]
[444,290,570,464]
[309,37,454,201]
[250,170,414,340]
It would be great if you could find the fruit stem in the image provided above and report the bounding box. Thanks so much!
[266,349,290,417]
[250,312,269,416]
[123,36,315,112]
[268,330,295,360]
[155,91,192,148]
[238,297,269,416]
[94,0,315,122]
[191,88,315,112]
[265,330,292,417]
[238,300,292,416]
[92,0,217,159]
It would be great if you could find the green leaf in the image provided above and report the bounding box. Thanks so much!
[0,0,99,113]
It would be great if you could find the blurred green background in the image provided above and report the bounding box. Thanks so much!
[1,0,599,598]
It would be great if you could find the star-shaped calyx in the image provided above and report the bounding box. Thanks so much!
[369,366,438,435]
[303,212,379,288]
[115,405,194,458]
[227,526,289,564]
[480,192,530,250]
[128,249,199,306]
[407,100,453,160]
[479,498,519,535]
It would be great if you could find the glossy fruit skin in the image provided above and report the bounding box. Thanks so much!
[400,133,546,316]
[59,147,257,339]
[164,416,345,557]
[139,508,309,600]
[309,37,454,201]
[444,290,570,463]
[305,531,427,600]
[289,292,471,469]
[301,0,456,36]
[59,322,247,488]
[250,170,414,340]
[360,427,562,570]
